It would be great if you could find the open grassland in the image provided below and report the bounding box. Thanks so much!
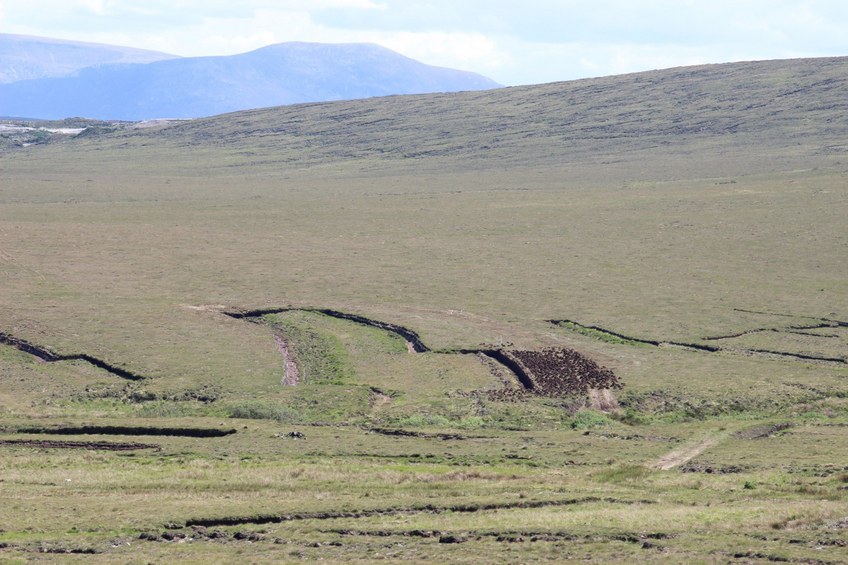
[0,419,846,562]
[1,57,847,561]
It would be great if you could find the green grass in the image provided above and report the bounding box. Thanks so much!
[0,57,847,561]
[263,312,355,384]
[555,321,647,346]
[0,417,844,562]
[569,409,614,430]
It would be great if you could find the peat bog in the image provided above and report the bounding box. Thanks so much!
[1,56,847,562]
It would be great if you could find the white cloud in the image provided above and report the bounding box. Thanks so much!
[310,0,386,8]
[365,31,512,72]
[491,40,762,85]
[79,0,107,15]
[47,7,511,77]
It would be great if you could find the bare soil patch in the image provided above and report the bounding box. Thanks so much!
[274,334,300,386]
[650,434,726,471]
[509,348,622,396]
[368,388,393,409]
[733,422,793,440]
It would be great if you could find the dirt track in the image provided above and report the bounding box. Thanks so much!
[649,432,727,470]
[274,334,300,385]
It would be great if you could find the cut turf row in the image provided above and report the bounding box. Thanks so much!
[227,306,624,398]
[225,307,429,352]
[182,496,653,528]
[550,319,846,364]
[0,439,160,451]
[0,331,146,381]
[12,425,237,438]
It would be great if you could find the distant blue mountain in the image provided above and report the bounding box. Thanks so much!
[0,33,177,83]
[0,41,502,120]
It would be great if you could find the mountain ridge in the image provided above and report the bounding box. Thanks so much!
[0,39,501,120]
[0,33,178,83]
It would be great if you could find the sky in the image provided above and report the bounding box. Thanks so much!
[2,0,847,86]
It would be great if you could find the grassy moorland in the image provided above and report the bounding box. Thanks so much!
[0,57,846,562]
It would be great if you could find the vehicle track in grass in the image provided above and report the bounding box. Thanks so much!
[274,334,300,386]
[649,431,730,471]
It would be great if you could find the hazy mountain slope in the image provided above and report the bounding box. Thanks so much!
[0,33,177,83]
[125,56,848,176]
[0,42,501,120]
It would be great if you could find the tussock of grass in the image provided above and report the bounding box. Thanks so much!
[594,465,652,484]
[226,400,289,422]
[394,414,487,429]
[569,409,613,430]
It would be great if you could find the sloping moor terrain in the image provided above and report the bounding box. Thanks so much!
[0,57,846,561]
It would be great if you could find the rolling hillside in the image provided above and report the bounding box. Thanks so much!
[130,55,847,174]
[2,53,845,382]
[0,56,846,562]
[0,41,501,120]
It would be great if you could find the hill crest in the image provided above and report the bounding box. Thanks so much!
[0,39,501,120]
[121,55,847,176]
[0,33,178,83]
